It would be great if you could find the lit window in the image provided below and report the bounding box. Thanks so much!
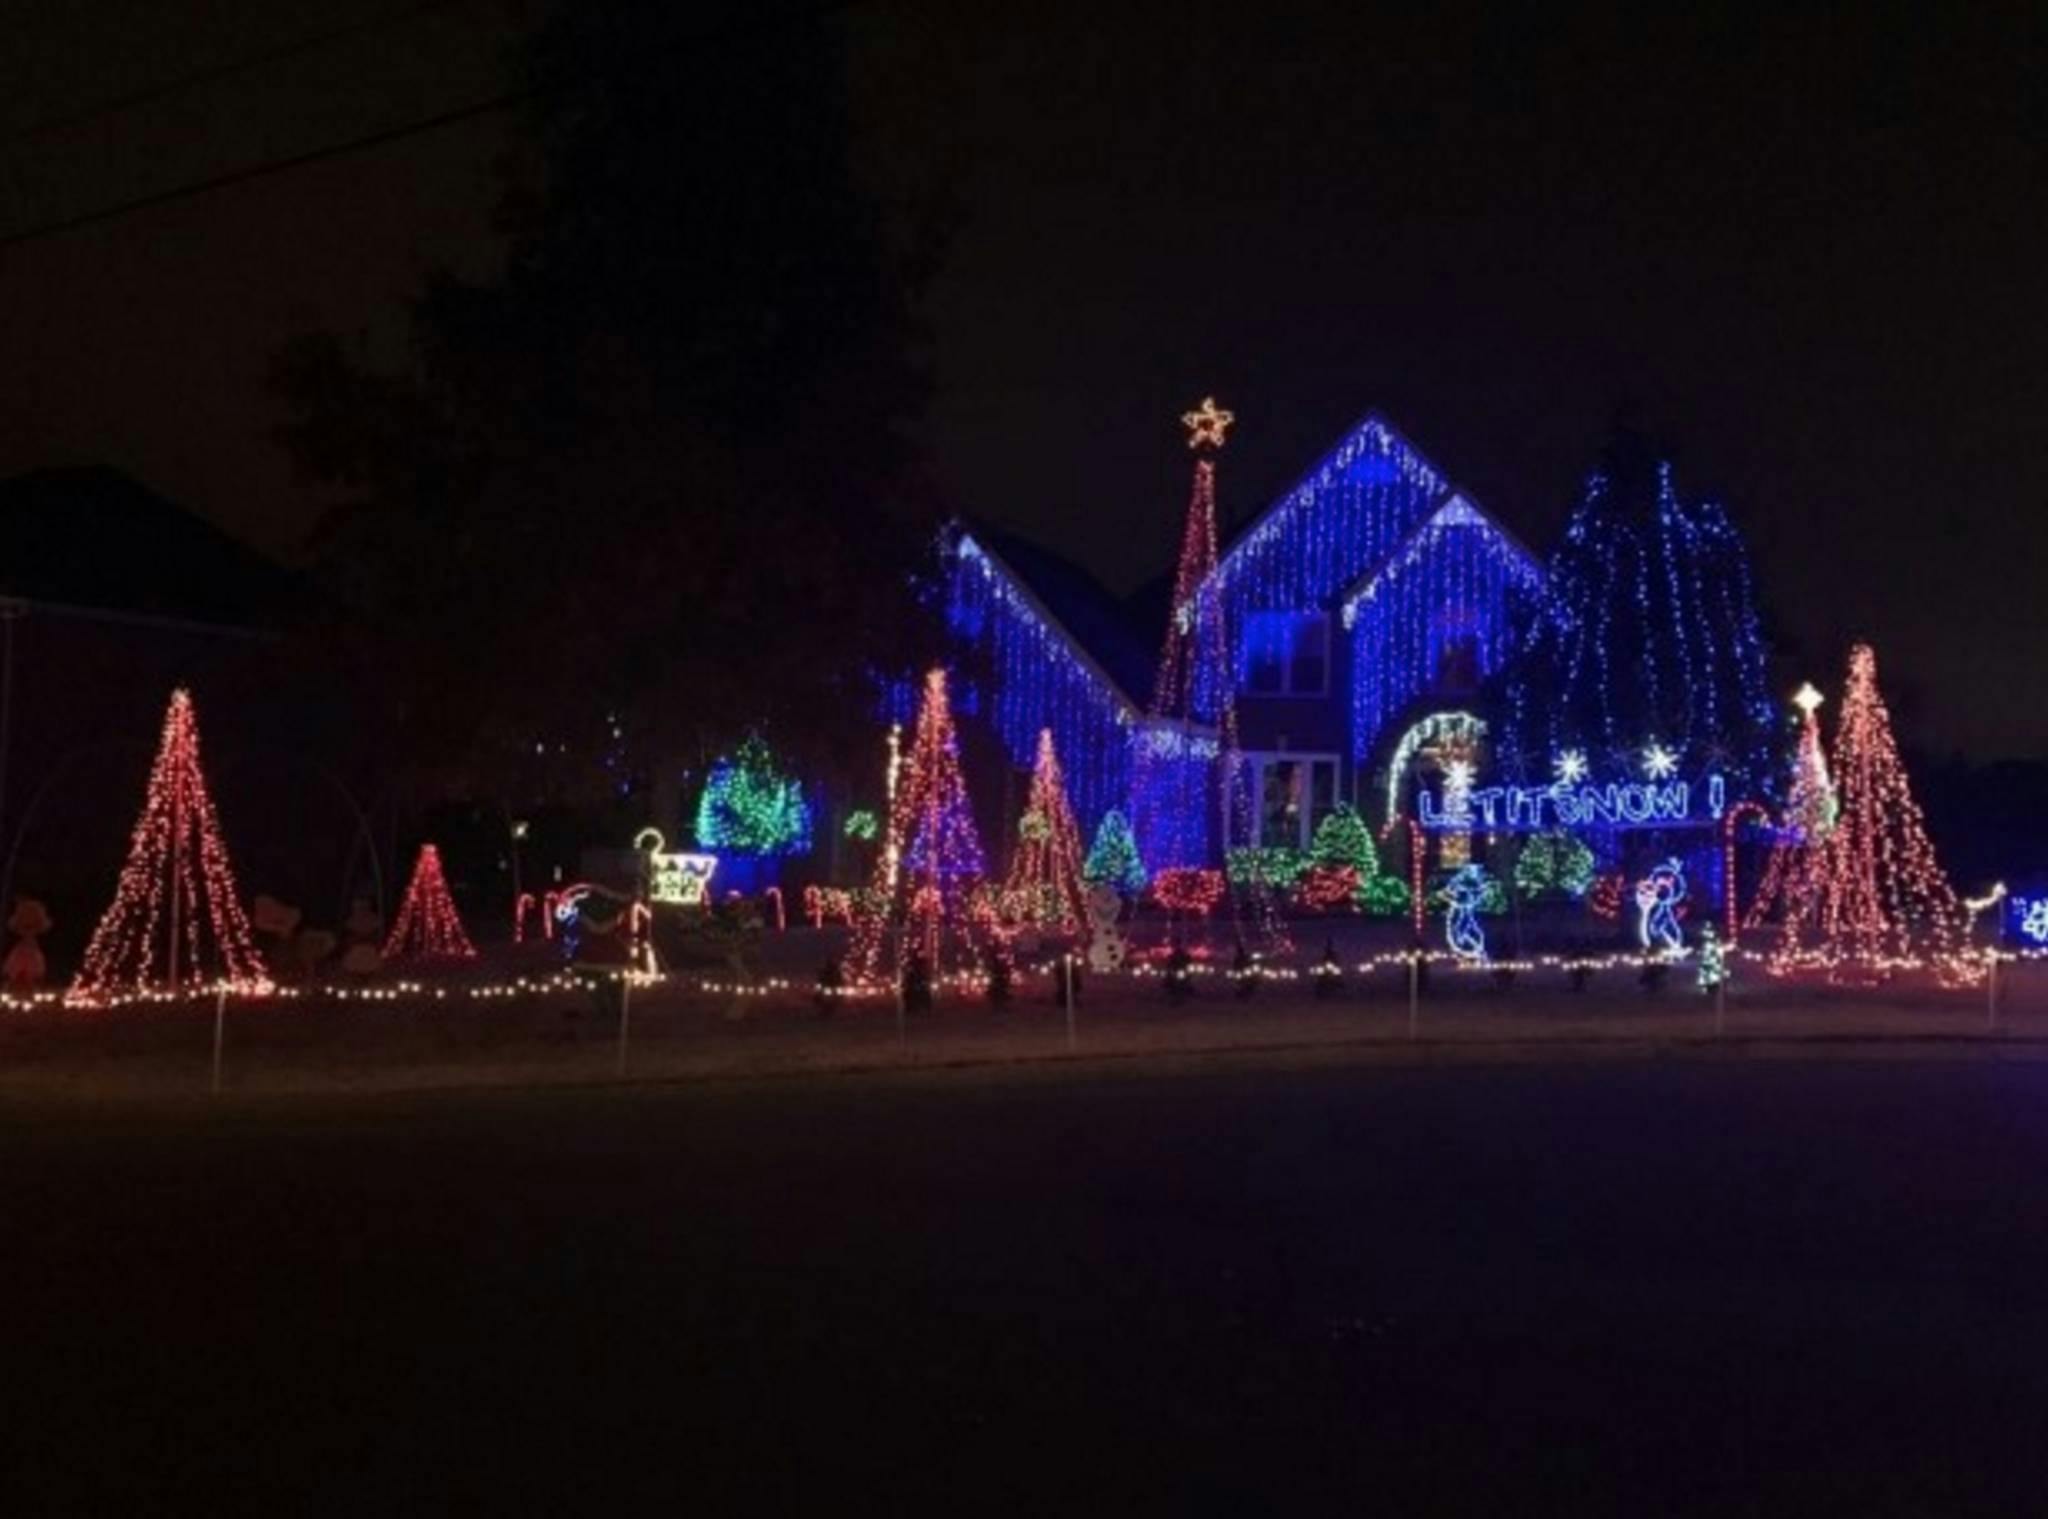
[1241,612,1329,697]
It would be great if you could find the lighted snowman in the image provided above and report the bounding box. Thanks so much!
[1084,882,1127,973]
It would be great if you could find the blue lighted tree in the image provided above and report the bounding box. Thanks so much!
[1502,430,1775,793]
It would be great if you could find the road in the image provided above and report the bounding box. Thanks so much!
[4,1051,2047,1514]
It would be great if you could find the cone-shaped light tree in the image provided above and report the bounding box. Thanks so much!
[1772,645,1970,981]
[1003,729,1088,932]
[1083,810,1147,896]
[851,668,999,982]
[383,843,479,961]
[70,689,268,1001]
[1745,682,1836,930]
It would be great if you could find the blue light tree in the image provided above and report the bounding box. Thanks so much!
[1501,429,1775,794]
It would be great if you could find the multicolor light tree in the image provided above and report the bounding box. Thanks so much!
[70,689,268,1001]
[1771,645,1971,981]
[383,843,479,961]
[1083,810,1147,896]
[1003,729,1088,932]
[851,669,999,983]
[694,735,813,856]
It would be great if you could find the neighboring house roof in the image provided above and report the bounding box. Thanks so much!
[1334,491,1546,626]
[0,467,293,630]
[949,519,1153,711]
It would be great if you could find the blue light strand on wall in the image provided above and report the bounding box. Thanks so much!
[946,532,1138,832]
[1342,503,1546,765]
[1211,416,1447,642]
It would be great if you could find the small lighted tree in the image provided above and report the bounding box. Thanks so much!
[694,736,813,856]
[383,843,479,961]
[1745,682,1835,930]
[1083,810,1147,896]
[1004,730,1088,932]
[70,689,268,1001]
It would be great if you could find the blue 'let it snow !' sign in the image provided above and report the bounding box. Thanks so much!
[1418,775,1726,832]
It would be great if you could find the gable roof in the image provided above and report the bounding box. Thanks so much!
[0,466,293,629]
[1335,491,1545,626]
[1213,411,1450,590]
[947,520,1149,715]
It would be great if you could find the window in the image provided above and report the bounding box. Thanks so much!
[1249,753,1341,851]
[1241,612,1329,697]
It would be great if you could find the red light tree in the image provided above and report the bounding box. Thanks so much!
[1744,682,1835,933]
[851,668,999,983]
[383,843,479,961]
[1003,728,1088,933]
[1771,645,1970,982]
[70,689,268,1002]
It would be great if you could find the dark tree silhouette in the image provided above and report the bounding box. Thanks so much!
[271,2,947,801]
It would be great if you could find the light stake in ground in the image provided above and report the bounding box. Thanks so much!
[69,689,268,1002]
[383,843,479,961]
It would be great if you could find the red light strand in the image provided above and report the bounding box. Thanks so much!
[383,843,479,961]
[69,689,268,1002]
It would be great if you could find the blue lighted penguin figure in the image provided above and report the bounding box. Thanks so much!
[1442,865,1490,962]
[1635,858,1688,953]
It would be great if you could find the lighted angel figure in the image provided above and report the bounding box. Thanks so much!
[1636,858,1688,952]
[1442,864,1490,962]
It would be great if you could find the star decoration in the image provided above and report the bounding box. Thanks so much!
[1641,742,1680,781]
[1181,396,1235,450]
[1792,682,1824,715]
[1553,748,1589,784]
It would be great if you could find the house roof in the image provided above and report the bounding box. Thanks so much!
[1334,491,1546,619]
[0,466,294,630]
[949,519,1154,710]
[1213,410,1450,583]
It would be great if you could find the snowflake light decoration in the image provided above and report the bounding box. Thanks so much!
[1553,748,1588,784]
[1642,742,1680,781]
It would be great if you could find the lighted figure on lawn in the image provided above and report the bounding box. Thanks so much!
[1083,882,1128,972]
[633,828,717,906]
[1636,858,1688,953]
[1441,864,1491,962]
[69,689,269,1002]
[1769,644,1972,984]
[382,843,478,962]
[3,897,52,990]
[849,668,1005,986]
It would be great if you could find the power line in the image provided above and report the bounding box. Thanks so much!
[4,0,478,145]
[0,92,520,251]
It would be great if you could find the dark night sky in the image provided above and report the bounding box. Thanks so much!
[1,1,2042,755]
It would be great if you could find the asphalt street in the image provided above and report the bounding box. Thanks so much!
[4,1051,2046,1514]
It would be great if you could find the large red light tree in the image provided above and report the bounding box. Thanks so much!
[70,689,268,1002]
[1771,645,1971,982]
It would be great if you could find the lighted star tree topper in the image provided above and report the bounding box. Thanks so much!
[850,668,1001,983]
[1003,729,1089,933]
[70,689,269,1001]
[383,843,479,961]
[1771,644,1972,982]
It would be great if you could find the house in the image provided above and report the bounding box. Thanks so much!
[941,413,1547,866]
